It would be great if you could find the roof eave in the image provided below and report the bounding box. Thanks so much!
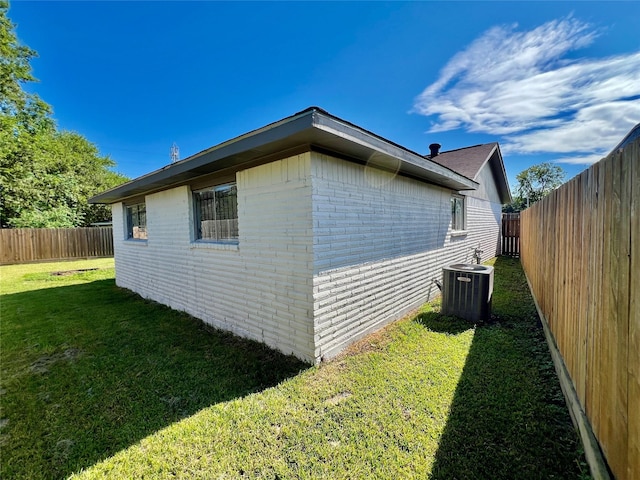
[491,145,512,204]
[310,111,477,191]
[90,108,477,204]
[90,109,318,204]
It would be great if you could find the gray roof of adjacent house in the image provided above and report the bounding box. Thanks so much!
[429,143,512,204]
[90,107,480,204]
[611,122,640,152]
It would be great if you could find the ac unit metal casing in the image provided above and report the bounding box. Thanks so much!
[441,264,494,322]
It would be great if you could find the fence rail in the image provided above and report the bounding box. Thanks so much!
[501,213,520,257]
[520,138,639,480]
[0,227,114,265]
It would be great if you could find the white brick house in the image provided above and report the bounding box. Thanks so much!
[91,107,511,363]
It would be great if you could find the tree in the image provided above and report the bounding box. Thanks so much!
[502,196,527,213]
[503,162,565,212]
[0,1,127,227]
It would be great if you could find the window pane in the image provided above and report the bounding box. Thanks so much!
[451,196,464,231]
[126,203,147,240]
[195,183,238,242]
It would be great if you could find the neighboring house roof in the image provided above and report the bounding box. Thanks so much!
[90,107,478,204]
[430,143,512,204]
[611,122,640,152]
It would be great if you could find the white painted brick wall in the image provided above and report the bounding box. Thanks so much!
[112,149,504,364]
[471,160,503,205]
[112,153,315,362]
[310,152,503,360]
[463,160,505,257]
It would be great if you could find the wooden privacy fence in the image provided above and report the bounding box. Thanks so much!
[501,213,520,257]
[0,227,114,265]
[201,219,239,241]
[520,139,639,480]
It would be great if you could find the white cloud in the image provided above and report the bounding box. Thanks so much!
[553,154,604,165]
[503,100,640,154]
[413,17,640,162]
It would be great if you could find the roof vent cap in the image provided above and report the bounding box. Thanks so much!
[429,143,441,158]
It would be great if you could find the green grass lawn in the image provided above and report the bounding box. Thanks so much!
[1,257,589,479]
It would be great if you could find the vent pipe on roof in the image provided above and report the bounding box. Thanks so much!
[429,143,441,158]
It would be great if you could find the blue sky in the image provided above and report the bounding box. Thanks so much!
[9,1,640,192]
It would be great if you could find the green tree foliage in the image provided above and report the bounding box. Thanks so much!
[503,162,565,212]
[0,1,127,227]
[502,197,527,214]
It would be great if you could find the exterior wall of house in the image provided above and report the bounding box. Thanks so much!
[310,152,503,360]
[112,153,316,362]
[111,150,505,364]
[463,162,504,257]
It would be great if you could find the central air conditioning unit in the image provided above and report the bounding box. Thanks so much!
[441,263,494,322]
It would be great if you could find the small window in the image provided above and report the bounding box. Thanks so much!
[451,194,465,231]
[193,183,238,242]
[126,202,147,240]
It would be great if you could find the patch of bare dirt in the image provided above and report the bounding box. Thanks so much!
[334,323,396,359]
[51,268,99,276]
[29,348,82,374]
[325,391,352,406]
[330,306,422,361]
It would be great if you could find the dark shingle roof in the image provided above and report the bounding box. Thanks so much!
[430,143,499,180]
[430,142,511,204]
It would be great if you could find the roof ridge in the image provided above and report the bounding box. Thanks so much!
[439,142,497,155]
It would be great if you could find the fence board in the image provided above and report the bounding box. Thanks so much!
[520,138,638,480]
[628,139,640,480]
[0,227,114,264]
[576,171,588,406]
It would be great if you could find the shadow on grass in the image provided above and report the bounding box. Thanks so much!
[1,279,308,480]
[416,257,589,479]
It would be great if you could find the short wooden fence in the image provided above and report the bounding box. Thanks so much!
[0,227,114,265]
[520,138,639,480]
[501,213,520,257]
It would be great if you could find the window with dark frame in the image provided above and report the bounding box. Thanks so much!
[126,203,147,240]
[193,183,239,242]
[451,194,465,231]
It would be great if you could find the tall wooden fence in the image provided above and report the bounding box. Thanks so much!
[501,213,520,257]
[0,227,114,265]
[520,139,638,480]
